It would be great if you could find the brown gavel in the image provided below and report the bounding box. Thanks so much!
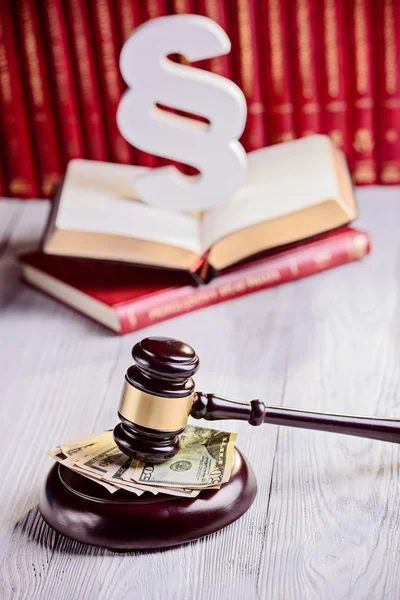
[113,337,400,463]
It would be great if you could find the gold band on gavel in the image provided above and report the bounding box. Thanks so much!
[118,380,194,431]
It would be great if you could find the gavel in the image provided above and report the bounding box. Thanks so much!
[113,336,400,463]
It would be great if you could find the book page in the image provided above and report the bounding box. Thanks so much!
[56,160,202,255]
[200,136,341,252]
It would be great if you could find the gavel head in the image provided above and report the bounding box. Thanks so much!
[113,336,199,463]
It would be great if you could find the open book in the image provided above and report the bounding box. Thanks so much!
[42,135,357,280]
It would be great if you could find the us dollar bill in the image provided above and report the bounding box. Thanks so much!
[77,444,200,497]
[48,447,122,494]
[59,431,113,455]
[75,443,150,494]
[131,425,237,488]
[75,443,124,474]
[48,424,237,496]
[48,436,145,495]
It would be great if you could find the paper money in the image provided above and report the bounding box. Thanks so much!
[76,443,201,497]
[47,424,237,497]
[131,425,237,488]
[59,431,112,454]
[75,444,151,495]
[47,433,140,494]
[49,447,123,494]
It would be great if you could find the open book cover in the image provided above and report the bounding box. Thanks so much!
[42,135,358,282]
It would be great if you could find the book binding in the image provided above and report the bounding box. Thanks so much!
[377,0,400,185]
[261,0,296,144]
[66,0,109,162]
[349,0,377,184]
[292,0,323,137]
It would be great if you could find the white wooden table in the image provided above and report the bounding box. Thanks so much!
[0,187,400,600]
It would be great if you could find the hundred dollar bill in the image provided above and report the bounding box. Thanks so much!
[131,425,237,488]
[77,444,200,497]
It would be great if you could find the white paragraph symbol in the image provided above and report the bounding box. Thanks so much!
[117,15,247,211]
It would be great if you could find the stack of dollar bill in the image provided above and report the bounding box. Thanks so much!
[48,425,237,498]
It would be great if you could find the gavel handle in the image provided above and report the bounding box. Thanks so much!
[191,393,400,444]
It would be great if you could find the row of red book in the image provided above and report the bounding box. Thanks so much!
[20,227,370,334]
[1,0,399,199]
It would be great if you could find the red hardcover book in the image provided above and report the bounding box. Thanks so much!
[348,0,377,184]
[321,0,351,157]
[138,0,169,169]
[170,0,196,15]
[90,0,135,165]
[114,0,159,169]
[260,0,296,144]
[0,1,39,198]
[66,0,109,162]
[41,0,85,163]
[167,0,199,175]
[20,227,370,334]
[230,0,267,151]
[196,0,233,80]
[116,0,143,37]
[14,0,62,197]
[377,0,400,184]
[291,0,323,137]
[146,0,168,20]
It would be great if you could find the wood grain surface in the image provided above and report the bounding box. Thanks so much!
[0,188,399,599]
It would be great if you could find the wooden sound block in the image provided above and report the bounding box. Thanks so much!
[39,448,257,551]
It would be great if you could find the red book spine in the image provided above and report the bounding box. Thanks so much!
[116,0,143,36]
[66,0,109,162]
[167,0,198,175]
[321,0,351,157]
[137,0,168,169]
[291,0,323,137]
[42,0,85,163]
[0,1,39,198]
[114,0,159,168]
[90,0,134,165]
[377,0,400,184]
[230,0,267,151]
[15,0,63,197]
[171,0,196,14]
[348,0,377,184]
[117,228,370,334]
[196,0,233,80]
[146,0,168,20]
[260,0,296,144]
